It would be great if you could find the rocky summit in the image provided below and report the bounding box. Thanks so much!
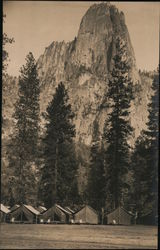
[37,2,152,146]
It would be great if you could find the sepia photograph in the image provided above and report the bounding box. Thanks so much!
[1,1,159,249]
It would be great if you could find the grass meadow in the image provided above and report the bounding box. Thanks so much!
[0,224,158,249]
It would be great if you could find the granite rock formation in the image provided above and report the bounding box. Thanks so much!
[37,2,151,147]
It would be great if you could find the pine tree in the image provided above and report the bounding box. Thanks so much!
[131,131,151,217]
[129,68,159,222]
[145,71,159,213]
[103,36,134,210]
[39,82,79,208]
[87,121,106,213]
[134,70,159,217]
[8,52,40,204]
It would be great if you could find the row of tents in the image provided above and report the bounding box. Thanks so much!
[0,203,157,225]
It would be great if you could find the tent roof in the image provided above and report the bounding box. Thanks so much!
[37,206,47,213]
[0,204,10,214]
[12,204,20,208]
[36,206,47,214]
[42,204,67,222]
[117,207,133,216]
[56,204,72,215]
[105,206,133,217]
[74,204,98,215]
[65,206,75,214]
[10,204,20,212]
[24,205,40,215]
[39,206,47,211]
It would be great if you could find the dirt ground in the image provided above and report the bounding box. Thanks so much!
[0,224,158,249]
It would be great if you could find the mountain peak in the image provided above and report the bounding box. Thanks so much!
[70,2,131,78]
[78,2,125,36]
[36,2,147,150]
[89,1,111,9]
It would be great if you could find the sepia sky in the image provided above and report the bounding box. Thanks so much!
[3,1,159,77]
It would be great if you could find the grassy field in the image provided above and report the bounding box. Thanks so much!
[0,224,158,249]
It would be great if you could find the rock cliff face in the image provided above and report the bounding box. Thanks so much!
[37,2,149,147]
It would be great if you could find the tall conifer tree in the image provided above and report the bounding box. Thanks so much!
[131,131,151,217]
[103,37,134,210]
[8,52,40,204]
[87,121,106,213]
[145,71,159,216]
[132,69,159,218]
[39,82,79,208]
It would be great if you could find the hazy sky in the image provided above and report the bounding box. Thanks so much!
[3,1,159,76]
